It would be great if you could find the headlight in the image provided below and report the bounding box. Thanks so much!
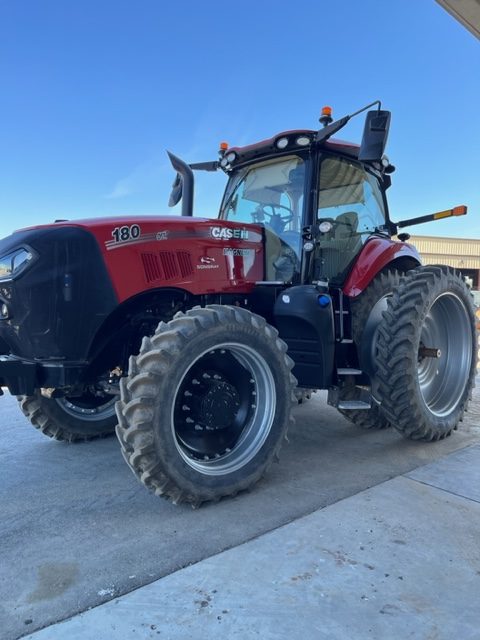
[276,137,289,150]
[0,248,34,280]
[296,136,310,146]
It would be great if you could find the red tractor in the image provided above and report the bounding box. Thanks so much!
[0,102,476,505]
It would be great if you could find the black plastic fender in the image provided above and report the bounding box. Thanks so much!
[273,285,335,389]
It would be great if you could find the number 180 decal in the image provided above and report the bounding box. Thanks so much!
[111,224,141,243]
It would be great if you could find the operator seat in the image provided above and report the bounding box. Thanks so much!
[319,211,363,282]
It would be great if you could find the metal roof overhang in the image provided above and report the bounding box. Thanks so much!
[435,0,480,39]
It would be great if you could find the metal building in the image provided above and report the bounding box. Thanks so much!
[410,235,480,295]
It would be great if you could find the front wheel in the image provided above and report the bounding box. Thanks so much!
[116,305,296,506]
[18,389,117,442]
[376,266,477,440]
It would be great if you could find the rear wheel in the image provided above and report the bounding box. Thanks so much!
[337,268,403,429]
[116,305,296,505]
[18,388,117,442]
[376,266,477,440]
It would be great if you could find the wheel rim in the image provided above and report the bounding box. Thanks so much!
[417,292,472,417]
[55,391,117,422]
[171,342,276,475]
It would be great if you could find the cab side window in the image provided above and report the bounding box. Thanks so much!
[315,156,386,282]
[317,156,386,231]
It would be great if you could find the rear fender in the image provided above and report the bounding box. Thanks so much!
[343,238,421,297]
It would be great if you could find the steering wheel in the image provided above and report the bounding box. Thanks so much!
[261,204,294,224]
[253,204,294,234]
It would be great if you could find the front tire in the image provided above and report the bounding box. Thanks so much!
[376,266,477,440]
[116,305,296,506]
[18,390,117,442]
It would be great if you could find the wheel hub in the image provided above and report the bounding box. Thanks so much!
[199,379,240,430]
[173,346,268,464]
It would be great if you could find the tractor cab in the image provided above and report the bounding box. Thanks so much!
[218,143,390,286]
[170,101,395,288]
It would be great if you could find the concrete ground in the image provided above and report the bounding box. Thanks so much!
[2,384,480,639]
[24,444,480,640]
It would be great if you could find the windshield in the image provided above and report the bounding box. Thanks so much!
[220,156,306,283]
[220,156,306,234]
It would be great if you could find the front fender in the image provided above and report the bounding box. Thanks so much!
[343,238,421,297]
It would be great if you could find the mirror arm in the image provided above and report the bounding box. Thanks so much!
[189,161,219,172]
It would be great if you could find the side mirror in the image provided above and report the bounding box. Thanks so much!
[358,110,391,162]
[168,172,183,207]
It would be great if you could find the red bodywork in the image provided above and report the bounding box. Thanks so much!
[35,216,265,303]
[344,237,422,297]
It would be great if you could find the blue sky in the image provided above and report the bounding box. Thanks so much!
[0,0,479,239]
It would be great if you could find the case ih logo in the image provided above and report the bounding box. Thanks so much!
[210,226,249,240]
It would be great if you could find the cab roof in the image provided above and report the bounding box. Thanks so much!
[226,129,360,168]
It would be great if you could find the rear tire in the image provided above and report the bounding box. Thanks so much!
[337,268,403,429]
[116,305,296,506]
[18,390,117,442]
[376,266,476,440]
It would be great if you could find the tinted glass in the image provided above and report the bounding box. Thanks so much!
[221,156,306,282]
[315,156,386,282]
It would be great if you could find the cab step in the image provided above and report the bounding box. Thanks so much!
[337,368,362,376]
[327,384,372,410]
[337,400,371,410]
